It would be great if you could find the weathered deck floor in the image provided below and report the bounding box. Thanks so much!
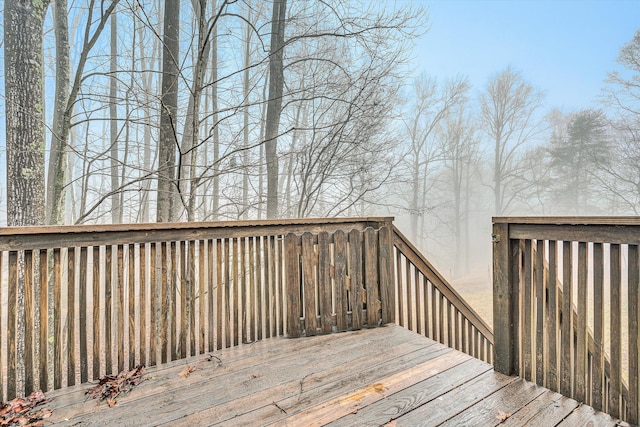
[45,325,628,426]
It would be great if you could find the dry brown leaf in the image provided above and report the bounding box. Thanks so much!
[496,410,512,422]
[383,420,398,427]
[0,390,54,426]
[85,365,145,407]
[179,365,197,378]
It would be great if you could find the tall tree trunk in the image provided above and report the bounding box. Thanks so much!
[109,11,122,223]
[211,7,220,220]
[264,0,287,219]
[156,0,180,222]
[5,0,49,226]
[242,6,252,219]
[46,0,69,225]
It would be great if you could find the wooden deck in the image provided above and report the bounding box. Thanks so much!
[44,325,628,426]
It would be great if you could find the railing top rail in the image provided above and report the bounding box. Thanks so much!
[493,216,640,226]
[0,217,394,251]
[493,217,640,245]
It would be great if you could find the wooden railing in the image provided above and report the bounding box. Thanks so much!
[0,218,391,401]
[493,217,639,425]
[393,227,494,363]
[284,226,395,337]
[0,217,492,403]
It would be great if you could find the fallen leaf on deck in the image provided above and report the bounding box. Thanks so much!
[383,420,397,427]
[496,410,512,422]
[0,390,54,426]
[179,365,197,378]
[85,365,146,407]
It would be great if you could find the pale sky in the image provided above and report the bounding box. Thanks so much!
[411,0,639,112]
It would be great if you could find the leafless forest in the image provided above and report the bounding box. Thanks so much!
[1,1,639,282]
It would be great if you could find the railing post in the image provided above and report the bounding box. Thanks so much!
[493,222,516,375]
[378,224,395,325]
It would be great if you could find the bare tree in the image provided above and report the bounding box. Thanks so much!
[156,0,180,222]
[264,0,287,219]
[480,67,545,215]
[5,0,49,226]
[401,75,468,241]
[439,109,479,276]
[46,0,120,225]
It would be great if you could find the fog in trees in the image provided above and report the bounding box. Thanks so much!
[1,2,639,287]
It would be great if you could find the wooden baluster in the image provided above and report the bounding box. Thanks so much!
[268,236,276,338]
[378,226,394,325]
[149,243,157,367]
[523,239,533,382]
[188,240,196,356]
[349,230,363,330]
[628,244,639,425]
[180,241,187,358]
[207,240,215,350]
[284,233,301,338]
[262,237,270,338]
[24,250,34,394]
[232,238,239,346]
[68,247,77,386]
[199,240,205,354]
[247,237,256,343]
[117,245,125,372]
[79,247,88,383]
[422,276,430,338]
[7,251,18,398]
[255,237,263,341]
[535,239,545,386]
[576,241,588,402]
[170,241,177,360]
[318,231,332,334]
[140,243,147,365]
[160,242,168,364]
[104,246,113,374]
[334,231,348,332]
[560,241,573,398]
[224,239,231,348]
[92,247,100,380]
[128,244,136,370]
[547,240,558,392]
[396,249,403,328]
[39,249,49,390]
[364,228,380,328]
[301,232,317,336]
[592,242,604,411]
[609,243,621,419]
[216,239,223,349]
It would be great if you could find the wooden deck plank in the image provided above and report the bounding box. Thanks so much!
[48,327,418,424]
[500,390,579,426]
[179,338,448,425]
[273,350,471,427]
[390,370,517,425]
[558,403,628,427]
[439,378,546,426]
[41,325,626,427]
[46,328,358,414]
[327,358,492,426]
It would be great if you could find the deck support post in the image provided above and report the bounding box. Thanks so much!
[492,222,517,375]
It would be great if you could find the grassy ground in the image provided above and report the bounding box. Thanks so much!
[452,277,493,327]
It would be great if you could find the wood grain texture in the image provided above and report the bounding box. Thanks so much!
[40,325,624,427]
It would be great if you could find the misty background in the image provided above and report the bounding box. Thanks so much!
[1,0,639,320]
